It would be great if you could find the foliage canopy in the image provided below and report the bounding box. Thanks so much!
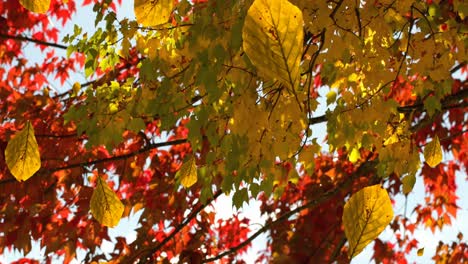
[0,0,467,263]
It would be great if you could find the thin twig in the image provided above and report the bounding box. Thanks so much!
[202,166,371,262]
[0,33,68,50]
[128,190,223,263]
[0,139,188,186]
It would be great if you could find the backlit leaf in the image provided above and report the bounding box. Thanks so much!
[342,185,394,259]
[134,0,173,26]
[424,135,443,168]
[401,174,416,195]
[19,0,50,13]
[348,147,360,163]
[242,0,303,90]
[417,247,424,256]
[90,177,124,227]
[5,121,41,182]
[176,156,198,188]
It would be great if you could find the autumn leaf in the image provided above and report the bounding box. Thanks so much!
[90,177,124,227]
[424,135,443,168]
[401,174,416,195]
[348,147,360,163]
[417,247,424,256]
[342,185,394,259]
[176,156,198,188]
[19,0,51,13]
[4,121,41,182]
[134,0,173,26]
[242,0,303,90]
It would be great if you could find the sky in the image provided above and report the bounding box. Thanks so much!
[1,0,467,263]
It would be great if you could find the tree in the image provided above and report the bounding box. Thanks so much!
[0,0,467,262]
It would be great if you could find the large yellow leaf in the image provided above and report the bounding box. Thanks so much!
[19,0,50,14]
[90,177,124,227]
[242,0,303,90]
[342,184,394,259]
[424,135,442,168]
[5,121,41,182]
[134,0,173,27]
[176,156,197,188]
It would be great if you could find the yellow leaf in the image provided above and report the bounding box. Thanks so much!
[417,247,424,256]
[90,177,124,227]
[242,0,303,90]
[342,185,394,259]
[424,135,443,168]
[19,0,50,13]
[176,156,198,188]
[5,121,41,182]
[134,0,173,26]
[348,147,360,163]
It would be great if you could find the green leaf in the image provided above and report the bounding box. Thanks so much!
[242,0,303,90]
[423,96,441,117]
[401,174,416,194]
[5,121,41,182]
[424,135,443,168]
[342,184,394,259]
[232,188,248,209]
[90,177,124,227]
[134,0,173,26]
[19,0,50,13]
[127,117,146,133]
[176,156,198,188]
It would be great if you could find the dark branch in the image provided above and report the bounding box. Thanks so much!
[35,133,78,138]
[450,61,467,74]
[0,33,68,50]
[0,139,188,186]
[128,190,223,263]
[53,80,97,99]
[308,84,467,126]
[397,87,468,113]
[204,157,379,262]
[48,138,188,172]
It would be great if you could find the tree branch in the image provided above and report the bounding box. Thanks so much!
[398,87,468,113]
[48,138,188,172]
[0,33,68,50]
[128,190,223,264]
[0,138,188,186]
[203,158,378,262]
[308,85,467,126]
[203,186,341,262]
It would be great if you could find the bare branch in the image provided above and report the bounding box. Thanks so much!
[49,138,188,172]
[128,190,223,264]
[0,138,188,186]
[0,33,68,50]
